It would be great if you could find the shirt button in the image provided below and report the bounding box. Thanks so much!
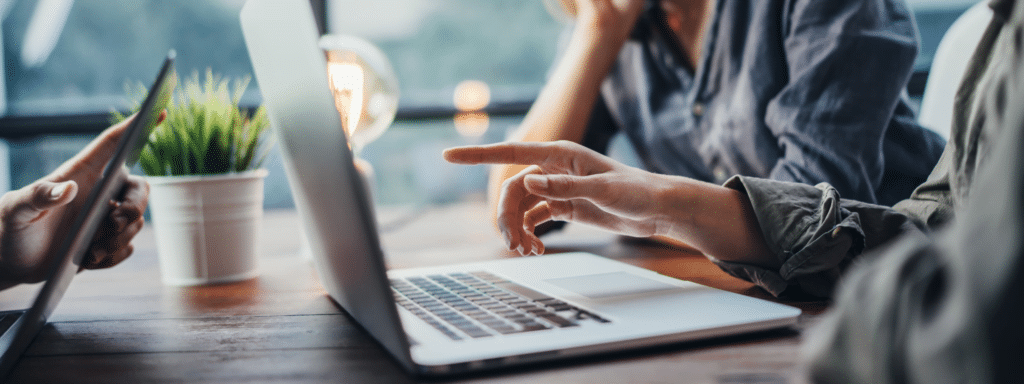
[713,166,728,183]
[692,102,705,117]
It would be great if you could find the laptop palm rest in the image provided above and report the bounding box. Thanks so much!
[544,272,682,300]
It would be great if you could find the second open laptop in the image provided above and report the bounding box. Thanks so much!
[240,0,800,376]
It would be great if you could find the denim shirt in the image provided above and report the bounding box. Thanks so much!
[583,0,946,206]
[711,0,1011,299]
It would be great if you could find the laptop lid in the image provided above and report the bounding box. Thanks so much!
[0,51,176,378]
[239,0,415,372]
[241,1,806,377]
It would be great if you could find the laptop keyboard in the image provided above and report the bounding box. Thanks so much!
[391,271,609,340]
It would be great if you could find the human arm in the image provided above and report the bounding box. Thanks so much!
[449,140,777,268]
[448,140,928,298]
[764,0,921,203]
[488,0,647,225]
[0,116,152,290]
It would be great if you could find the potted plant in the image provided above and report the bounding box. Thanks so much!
[114,70,273,286]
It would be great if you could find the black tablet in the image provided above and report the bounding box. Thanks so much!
[0,50,176,379]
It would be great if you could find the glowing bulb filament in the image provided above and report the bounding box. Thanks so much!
[328,62,364,139]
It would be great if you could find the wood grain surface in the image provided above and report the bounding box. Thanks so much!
[0,202,827,383]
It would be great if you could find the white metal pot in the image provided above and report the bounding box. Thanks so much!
[146,169,268,286]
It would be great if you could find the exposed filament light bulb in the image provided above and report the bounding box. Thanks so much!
[321,35,398,155]
[328,62,364,141]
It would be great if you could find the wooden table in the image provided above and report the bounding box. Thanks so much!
[0,201,827,383]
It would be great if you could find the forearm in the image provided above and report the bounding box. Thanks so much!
[654,175,778,270]
[513,25,623,144]
[490,24,631,222]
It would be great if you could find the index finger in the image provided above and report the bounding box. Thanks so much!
[443,142,542,165]
[49,114,137,180]
[75,114,138,163]
[444,140,602,168]
[50,111,167,181]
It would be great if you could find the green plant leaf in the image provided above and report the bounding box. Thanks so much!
[115,68,273,176]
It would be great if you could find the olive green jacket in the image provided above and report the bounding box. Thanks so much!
[710,0,1023,381]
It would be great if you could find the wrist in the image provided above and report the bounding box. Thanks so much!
[555,24,630,94]
[655,176,776,268]
[650,174,702,241]
[568,17,632,57]
[570,0,645,47]
[650,176,756,256]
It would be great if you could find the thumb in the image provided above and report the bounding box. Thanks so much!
[9,181,79,224]
[33,180,78,210]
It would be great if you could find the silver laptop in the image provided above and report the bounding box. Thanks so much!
[0,52,176,379]
[240,0,800,376]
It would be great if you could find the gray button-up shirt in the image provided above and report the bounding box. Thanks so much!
[583,0,946,206]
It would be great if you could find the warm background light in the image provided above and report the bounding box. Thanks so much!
[453,80,490,112]
[452,80,491,138]
[327,59,364,139]
[454,111,489,138]
[320,35,400,155]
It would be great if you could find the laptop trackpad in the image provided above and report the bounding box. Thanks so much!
[544,272,680,299]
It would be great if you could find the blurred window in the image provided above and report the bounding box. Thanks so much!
[325,0,564,111]
[0,0,564,122]
[908,0,981,71]
[0,0,255,119]
[0,0,979,123]
[0,0,989,205]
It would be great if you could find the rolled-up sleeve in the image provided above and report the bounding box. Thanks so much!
[765,0,920,204]
[711,175,925,298]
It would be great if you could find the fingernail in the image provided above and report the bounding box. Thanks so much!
[525,175,548,191]
[50,182,70,199]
